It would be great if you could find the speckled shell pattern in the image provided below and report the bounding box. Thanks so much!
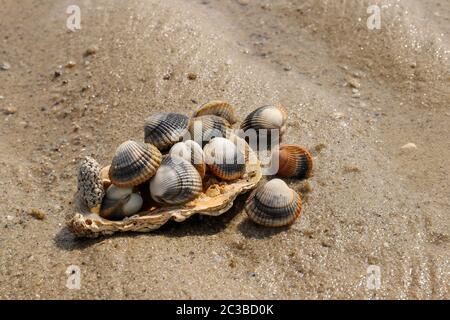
[203,137,246,181]
[275,145,313,179]
[189,115,232,146]
[77,156,105,209]
[245,179,302,227]
[149,155,203,205]
[108,141,162,188]
[193,101,238,124]
[144,113,190,151]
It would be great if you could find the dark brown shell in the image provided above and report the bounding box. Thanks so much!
[144,113,190,151]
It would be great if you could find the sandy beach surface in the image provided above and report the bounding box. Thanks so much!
[0,0,449,299]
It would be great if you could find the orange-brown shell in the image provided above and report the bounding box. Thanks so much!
[275,145,313,179]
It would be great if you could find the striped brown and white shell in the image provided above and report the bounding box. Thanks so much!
[245,179,302,227]
[189,115,232,147]
[109,141,162,188]
[240,105,288,149]
[77,156,105,214]
[100,185,143,220]
[271,144,313,179]
[203,137,246,181]
[193,100,238,124]
[149,155,203,205]
[170,140,206,178]
[144,113,190,151]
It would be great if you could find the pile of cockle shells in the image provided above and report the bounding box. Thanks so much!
[69,101,313,237]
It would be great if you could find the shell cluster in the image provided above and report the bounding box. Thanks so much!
[74,99,315,233]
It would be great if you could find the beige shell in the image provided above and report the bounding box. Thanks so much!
[193,101,238,124]
[245,179,302,227]
[144,113,190,151]
[68,136,262,237]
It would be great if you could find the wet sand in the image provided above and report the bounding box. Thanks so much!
[0,0,449,299]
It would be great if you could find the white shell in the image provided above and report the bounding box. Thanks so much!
[122,193,143,216]
[106,185,132,200]
[170,140,206,178]
[203,137,246,180]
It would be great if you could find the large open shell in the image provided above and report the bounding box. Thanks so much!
[144,113,190,151]
[68,136,262,238]
[193,101,238,124]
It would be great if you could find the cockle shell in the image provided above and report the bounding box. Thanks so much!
[189,115,232,147]
[271,144,313,179]
[203,137,246,181]
[170,140,206,178]
[240,105,288,149]
[77,156,105,214]
[193,101,238,124]
[149,155,203,205]
[108,141,162,188]
[245,179,302,227]
[144,113,190,151]
[100,185,143,220]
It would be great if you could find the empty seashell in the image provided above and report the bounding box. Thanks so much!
[189,115,232,147]
[77,156,105,214]
[149,155,202,205]
[109,141,162,188]
[170,140,206,178]
[203,137,246,181]
[144,113,190,151]
[100,185,143,220]
[193,100,238,124]
[240,105,288,149]
[245,179,302,227]
[271,144,313,179]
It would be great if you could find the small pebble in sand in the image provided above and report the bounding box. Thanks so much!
[2,106,17,115]
[65,61,76,68]
[314,142,327,153]
[346,76,361,89]
[343,165,361,173]
[332,111,345,119]
[0,62,11,70]
[28,208,46,220]
[237,0,250,6]
[54,70,62,78]
[0,96,4,100]
[299,181,313,194]
[6,215,14,221]
[84,45,99,56]
[163,72,172,80]
[401,143,417,150]
[187,73,197,80]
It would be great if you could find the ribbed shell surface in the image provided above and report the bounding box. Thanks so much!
[149,155,203,205]
[276,145,313,179]
[144,113,190,151]
[203,137,246,181]
[189,115,232,146]
[109,141,162,188]
[193,101,238,124]
[245,179,302,227]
